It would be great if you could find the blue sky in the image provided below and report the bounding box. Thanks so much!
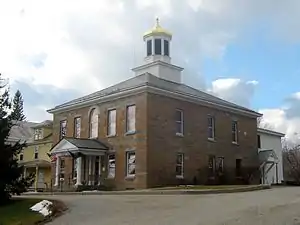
[1,0,300,142]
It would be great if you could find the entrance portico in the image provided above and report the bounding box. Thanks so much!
[259,149,279,185]
[50,137,109,188]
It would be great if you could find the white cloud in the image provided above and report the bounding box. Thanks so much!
[1,0,300,129]
[209,78,258,107]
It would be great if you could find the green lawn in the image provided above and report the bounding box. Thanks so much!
[0,198,44,225]
[155,185,252,190]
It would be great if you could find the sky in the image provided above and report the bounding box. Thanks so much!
[1,0,300,143]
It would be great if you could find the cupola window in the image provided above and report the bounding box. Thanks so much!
[164,40,169,56]
[147,40,152,56]
[154,38,162,55]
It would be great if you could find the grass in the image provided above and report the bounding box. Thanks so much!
[0,198,44,225]
[155,185,252,190]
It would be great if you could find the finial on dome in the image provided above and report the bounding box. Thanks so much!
[156,17,160,27]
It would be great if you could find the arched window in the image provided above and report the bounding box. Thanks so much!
[89,108,98,138]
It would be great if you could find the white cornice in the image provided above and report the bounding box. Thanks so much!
[47,84,261,118]
[257,128,285,137]
[132,60,184,72]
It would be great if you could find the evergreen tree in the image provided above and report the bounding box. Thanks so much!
[0,74,33,204]
[11,90,26,121]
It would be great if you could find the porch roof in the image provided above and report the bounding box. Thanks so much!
[19,159,51,168]
[258,149,279,163]
[50,137,110,156]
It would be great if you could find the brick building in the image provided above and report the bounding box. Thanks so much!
[48,19,262,191]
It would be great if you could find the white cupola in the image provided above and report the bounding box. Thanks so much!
[132,18,184,83]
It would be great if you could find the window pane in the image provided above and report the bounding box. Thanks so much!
[147,40,152,56]
[74,117,81,138]
[176,165,182,176]
[257,135,261,148]
[108,155,115,178]
[60,120,67,139]
[89,109,98,138]
[127,152,136,176]
[176,154,183,164]
[176,122,182,134]
[154,39,162,55]
[126,105,136,132]
[164,40,169,56]
[108,109,116,136]
[208,127,213,138]
[175,110,182,122]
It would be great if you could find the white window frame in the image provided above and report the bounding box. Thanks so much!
[89,109,99,138]
[34,128,43,140]
[126,105,136,133]
[126,151,136,177]
[74,117,81,138]
[232,120,238,143]
[107,109,117,136]
[175,109,184,136]
[107,154,116,178]
[208,115,215,140]
[34,146,39,159]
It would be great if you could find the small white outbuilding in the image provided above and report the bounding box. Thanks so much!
[258,128,285,185]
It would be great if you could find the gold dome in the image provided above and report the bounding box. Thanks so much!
[143,18,172,38]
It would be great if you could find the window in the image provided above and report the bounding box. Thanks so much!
[216,157,224,173]
[154,38,162,55]
[208,155,216,176]
[59,120,67,140]
[175,109,184,135]
[19,150,24,161]
[74,117,81,138]
[89,108,98,138]
[108,154,115,178]
[34,146,39,159]
[257,135,261,148]
[60,159,65,179]
[232,120,238,143]
[34,128,43,140]
[208,116,215,139]
[126,151,135,177]
[236,159,242,177]
[164,40,169,56]
[107,109,116,136]
[126,105,136,133]
[176,153,184,178]
[147,40,152,56]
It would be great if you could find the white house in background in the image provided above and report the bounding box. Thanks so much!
[258,128,285,185]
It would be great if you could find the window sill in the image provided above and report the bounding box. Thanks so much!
[125,131,136,136]
[106,134,117,138]
[176,133,184,137]
[176,175,184,179]
[207,138,216,142]
[232,142,239,146]
[125,175,136,180]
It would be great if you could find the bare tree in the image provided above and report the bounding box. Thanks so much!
[282,143,300,184]
[257,117,274,130]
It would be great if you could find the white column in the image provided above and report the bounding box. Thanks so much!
[88,156,92,185]
[54,156,60,186]
[151,37,155,55]
[75,157,82,186]
[98,156,101,185]
[35,165,39,192]
[23,167,27,178]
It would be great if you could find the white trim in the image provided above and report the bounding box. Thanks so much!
[175,109,184,135]
[257,128,285,137]
[47,82,261,118]
[132,60,183,72]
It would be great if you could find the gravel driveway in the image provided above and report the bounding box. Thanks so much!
[41,187,300,225]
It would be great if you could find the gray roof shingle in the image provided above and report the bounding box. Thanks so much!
[65,137,109,150]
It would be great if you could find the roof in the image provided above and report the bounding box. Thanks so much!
[64,137,109,150]
[258,128,285,137]
[8,121,38,143]
[48,73,261,117]
[32,120,53,128]
[143,18,172,38]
